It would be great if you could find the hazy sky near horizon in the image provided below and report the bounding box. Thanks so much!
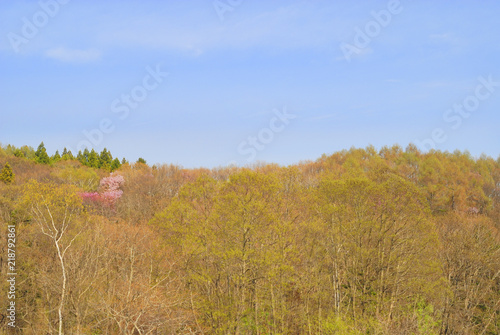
[1,0,499,167]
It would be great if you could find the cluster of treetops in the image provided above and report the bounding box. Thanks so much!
[0,142,146,174]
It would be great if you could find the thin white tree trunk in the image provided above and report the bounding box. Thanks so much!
[55,240,67,335]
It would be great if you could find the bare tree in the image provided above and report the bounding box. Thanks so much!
[23,180,86,335]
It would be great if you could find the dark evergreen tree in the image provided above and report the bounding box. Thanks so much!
[52,150,61,162]
[137,157,147,164]
[99,148,113,170]
[35,142,50,164]
[77,150,85,164]
[82,148,90,166]
[88,149,100,168]
[13,149,24,158]
[111,158,122,171]
[62,148,74,160]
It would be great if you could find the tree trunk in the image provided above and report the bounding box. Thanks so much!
[55,239,67,335]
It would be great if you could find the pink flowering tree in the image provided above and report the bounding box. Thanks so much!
[99,174,124,206]
[80,192,100,202]
[80,173,124,209]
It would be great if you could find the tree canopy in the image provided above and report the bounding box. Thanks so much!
[0,143,499,334]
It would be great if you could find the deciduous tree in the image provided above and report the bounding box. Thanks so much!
[21,180,87,335]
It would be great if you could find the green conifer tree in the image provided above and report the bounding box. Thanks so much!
[52,150,61,162]
[0,163,15,184]
[99,148,113,170]
[13,149,24,158]
[77,150,85,164]
[35,142,50,164]
[82,148,91,166]
[111,158,122,171]
[88,149,99,168]
[62,147,72,160]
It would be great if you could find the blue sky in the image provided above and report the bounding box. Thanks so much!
[1,0,499,167]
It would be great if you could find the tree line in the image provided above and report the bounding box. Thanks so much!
[1,142,148,171]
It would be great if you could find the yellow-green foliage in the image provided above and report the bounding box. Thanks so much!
[1,144,499,334]
[52,164,100,191]
[0,162,15,183]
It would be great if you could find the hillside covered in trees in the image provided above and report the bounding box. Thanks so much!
[1,143,499,334]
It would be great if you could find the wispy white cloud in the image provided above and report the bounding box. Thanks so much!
[45,47,101,63]
[0,2,385,57]
[63,2,351,54]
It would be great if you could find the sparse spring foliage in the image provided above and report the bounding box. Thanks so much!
[1,144,499,334]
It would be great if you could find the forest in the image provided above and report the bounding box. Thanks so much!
[0,142,499,334]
